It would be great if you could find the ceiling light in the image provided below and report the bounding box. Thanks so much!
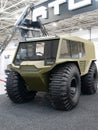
[52,22,57,27]
[79,28,83,31]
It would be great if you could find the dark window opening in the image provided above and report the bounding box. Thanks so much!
[60,39,85,59]
[13,39,59,66]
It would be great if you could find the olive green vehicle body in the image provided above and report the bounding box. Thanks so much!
[7,35,96,92]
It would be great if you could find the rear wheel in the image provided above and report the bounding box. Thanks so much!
[6,71,36,103]
[49,63,81,111]
[81,62,98,95]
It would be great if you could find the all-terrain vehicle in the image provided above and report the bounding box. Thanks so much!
[5,35,98,111]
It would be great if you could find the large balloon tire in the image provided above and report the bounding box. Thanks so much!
[81,62,98,95]
[6,71,36,103]
[49,63,81,111]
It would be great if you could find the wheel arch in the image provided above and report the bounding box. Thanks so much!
[50,61,81,74]
[80,60,96,76]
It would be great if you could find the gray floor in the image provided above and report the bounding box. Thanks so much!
[0,82,98,130]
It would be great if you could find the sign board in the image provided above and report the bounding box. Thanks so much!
[32,0,98,24]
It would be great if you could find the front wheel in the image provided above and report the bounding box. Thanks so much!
[6,71,36,103]
[49,63,81,111]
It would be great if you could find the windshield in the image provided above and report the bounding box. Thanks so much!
[13,39,59,65]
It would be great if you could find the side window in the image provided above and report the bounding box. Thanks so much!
[70,41,79,58]
[60,40,70,58]
[70,41,85,58]
[78,43,85,57]
[59,39,85,59]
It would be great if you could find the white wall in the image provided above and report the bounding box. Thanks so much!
[0,41,18,80]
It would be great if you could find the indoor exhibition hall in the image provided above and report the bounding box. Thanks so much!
[0,0,98,130]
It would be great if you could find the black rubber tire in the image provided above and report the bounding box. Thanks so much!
[6,71,36,103]
[49,63,81,111]
[81,62,98,95]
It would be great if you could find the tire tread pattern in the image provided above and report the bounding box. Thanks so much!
[49,64,80,111]
[6,71,36,103]
[81,62,98,95]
